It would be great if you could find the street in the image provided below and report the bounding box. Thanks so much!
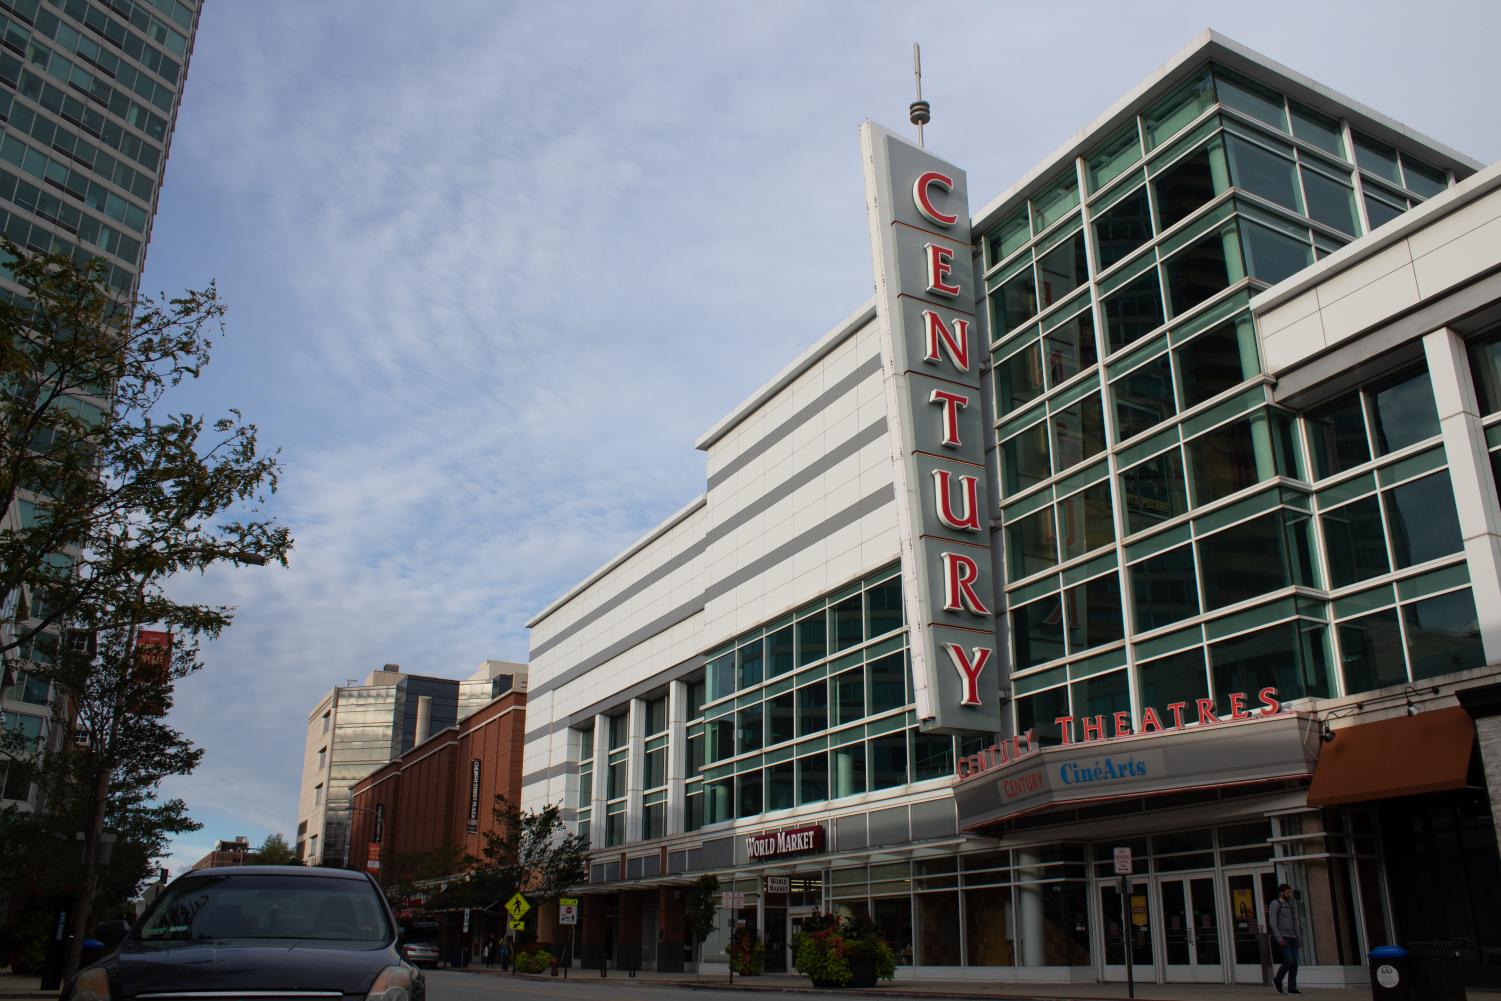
[423,969,800,1001]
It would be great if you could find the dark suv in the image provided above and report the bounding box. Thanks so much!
[64,865,424,1001]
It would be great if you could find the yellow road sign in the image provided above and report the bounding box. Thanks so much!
[559,897,578,907]
[505,892,531,919]
[508,918,525,931]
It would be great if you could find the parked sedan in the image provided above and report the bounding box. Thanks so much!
[398,939,441,968]
[64,865,423,1001]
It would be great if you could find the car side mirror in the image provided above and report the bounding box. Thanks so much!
[94,920,130,949]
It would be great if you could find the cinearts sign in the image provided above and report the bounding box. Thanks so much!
[745,824,825,861]
[862,121,997,734]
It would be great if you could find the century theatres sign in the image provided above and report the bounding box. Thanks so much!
[861,121,998,734]
[745,824,825,861]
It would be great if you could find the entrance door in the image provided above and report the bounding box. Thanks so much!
[1160,875,1223,982]
[1099,880,1155,982]
[1225,869,1279,984]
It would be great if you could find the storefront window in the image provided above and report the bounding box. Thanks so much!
[873,896,913,966]
[964,886,1015,966]
[917,892,961,966]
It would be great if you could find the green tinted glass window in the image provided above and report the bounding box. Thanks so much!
[1088,123,1142,190]
[1210,621,1331,709]
[1016,684,1069,747]
[1131,544,1200,631]
[1094,185,1152,271]
[1226,136,1300,212]
[1353,133,1401,183]
[1033,172,1080,233]
[1404,589,1484,680]
[1322,496,1389,589]
[1115,353,1176,441]
[866,577,902,637]
[1467,330,1501,415]
[1138,648,1209,723]
[1072,669,1131,722]
[1058,480,1115,560]
[1036,231,1088,308]
[988,209,1030,264]
[1066,574,1124,652]
[1013,594,1065,670]
[1401,157,1447,199]
[1156,146,1221,230]
[1301,168,1358,236]
[1364,191,1404,229]
[1122,449,1189,534]
[994,268,1039,338]
[1308,392,1369,478]
[867,653,906,714]
[1339,607,1406,694]
[1043,312,1097,386]
[1198,512,1294,610]
[1289,102,1344,158]
[1163,228,1232,317]
[1368,366,1438,455]
[1145,70,1214,149]
[1177,317,1256,407]
[1007,505,1057,579]
[1002,421,1050,495]
[1188,416,1265,505]
[1052,393,1106,471]
[1240,221,1312,285]
[997,342,1044,415]
[1215,71,1286,130]
[1103,269,1166,352]
[1386,471,1462,569]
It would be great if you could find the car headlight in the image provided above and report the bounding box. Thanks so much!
[366,965,414,1001]
[73,968,110,1001]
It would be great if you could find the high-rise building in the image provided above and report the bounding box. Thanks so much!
[297,660,525,867]
[520,30,1501,988]
[0,0,202,812]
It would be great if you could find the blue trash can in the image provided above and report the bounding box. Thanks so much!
[1370,945,1412,1001]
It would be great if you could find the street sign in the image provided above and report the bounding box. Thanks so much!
[558,901,578,926]
[559,897,578,906]
[462,908,470,933]
[764,877,789,894]
[1113,846,1133,875]
[508,918,525,931]
[505,892,531,919]
[719,891,745,909]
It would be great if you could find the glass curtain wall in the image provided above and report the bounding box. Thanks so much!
[982,61,1467,742]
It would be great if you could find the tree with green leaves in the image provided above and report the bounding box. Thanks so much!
[250,833,300,866]
[685,873,720,973]
[0,240,291,980]
[430,797,587,919]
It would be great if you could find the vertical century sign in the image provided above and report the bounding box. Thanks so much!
[861,121,1000,734]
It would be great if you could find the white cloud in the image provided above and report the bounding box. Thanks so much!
[141,0,1501,858]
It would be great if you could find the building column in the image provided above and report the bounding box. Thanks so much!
[626,698,646,845]
[591,714,609,851]
[1016,848,1045,967]
[1423,328,1501,660]
[666,679,689,835]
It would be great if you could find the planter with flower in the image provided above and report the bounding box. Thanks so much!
[729,922,765,976]
[790,912,896,988]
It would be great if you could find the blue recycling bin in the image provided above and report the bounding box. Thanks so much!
[1369,945,1412,1001]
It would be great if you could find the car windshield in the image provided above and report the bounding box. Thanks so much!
[139,874,391,942]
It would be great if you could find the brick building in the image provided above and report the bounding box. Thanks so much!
[349,686,526,959]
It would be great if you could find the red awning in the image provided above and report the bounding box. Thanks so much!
[1307,706,1475,807]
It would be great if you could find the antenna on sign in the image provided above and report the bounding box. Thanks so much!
[909,42,931,147]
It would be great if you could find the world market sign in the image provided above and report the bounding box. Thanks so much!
[862,121,998,735]
[745,824,825,861]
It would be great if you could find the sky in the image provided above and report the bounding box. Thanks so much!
[140,0,1501,875]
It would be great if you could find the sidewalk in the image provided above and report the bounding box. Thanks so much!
[0,973,49,1000]
[455,965,1501,1001]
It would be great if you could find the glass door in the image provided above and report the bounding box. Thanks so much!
[1225,869,1279,984]
[1160,875,1223,982]
[786,906,818,976]
[1099,880,1155,982]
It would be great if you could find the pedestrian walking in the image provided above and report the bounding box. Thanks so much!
[1268,883,1302,995]
[498,936,512,972]
[482,936,496,967]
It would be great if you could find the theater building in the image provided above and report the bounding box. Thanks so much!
[519,30,1501,987]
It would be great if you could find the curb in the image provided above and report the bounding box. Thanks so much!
[443,967,1196,1001]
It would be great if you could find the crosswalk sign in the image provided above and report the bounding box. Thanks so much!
[508,918,525,931]
[505,892,531,920]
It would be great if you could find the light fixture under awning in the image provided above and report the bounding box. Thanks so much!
[1307,706,1475,807]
